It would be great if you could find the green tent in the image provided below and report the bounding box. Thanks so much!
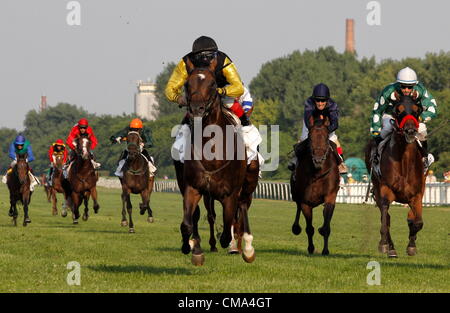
[344,157,369,182]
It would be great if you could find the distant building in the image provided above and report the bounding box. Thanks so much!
[134,81,158,121]
[40,95,48,112]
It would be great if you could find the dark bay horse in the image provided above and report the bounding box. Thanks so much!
[291,116,340,255]
[62,136,100,224]
[47,153,68,216]
[7,153,32,226]
[174,58,258,265]
[119,131,155,233]
[365,94,426,257]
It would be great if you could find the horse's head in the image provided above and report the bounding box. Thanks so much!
[73,136,91,160]
[126,131,142,160]
[15,153,29,185]
[185,57,219,118]
[392,92,423,144]
[54,153,65,170]
[308,115,331,169]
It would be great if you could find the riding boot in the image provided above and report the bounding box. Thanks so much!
[288,157,297,171]
[240,114,250,127]
[372,136,383,165]
[421,140,435,170]
[142,149,157,176]
[114,150,128,178]
[90,151,101,169]
[338,154,348,174]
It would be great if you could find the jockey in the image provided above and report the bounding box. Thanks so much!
[2,135,40,190]
[64,118,100,174]
[110,118,157,177]
[288,83,348,174]
[370,67,437,168]
[165,35,249,126]
[46,139,68,186]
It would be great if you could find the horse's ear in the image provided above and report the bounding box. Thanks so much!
[308,115,315,129]
[208,57,218,73]
[185,57,194,74]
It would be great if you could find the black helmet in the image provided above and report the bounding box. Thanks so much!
[312,83,330,100]
[192,36,218,54]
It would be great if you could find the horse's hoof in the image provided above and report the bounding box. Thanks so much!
[388,250,398,258]
[52,210,58,216]
[121,220,128,227]
[407,246,417,256]
[322,249,330,256]
[378,244,389,254]
[147,217,154,223]
[292,224,302,235]
[73,220,78,225]
[82,214,88,221]
[242,250,256,263]
[25,218,31,224]
[94,205,100,214]
[61,210,67,218]
[128,228,135,233]
[140,208,146,216]
[308,246,315,255]
[210,247,218,253]
[191,254,205,266]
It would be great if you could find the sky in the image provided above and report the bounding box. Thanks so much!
[0,0,449,130]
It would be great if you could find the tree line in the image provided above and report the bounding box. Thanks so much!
[1,47,448,181]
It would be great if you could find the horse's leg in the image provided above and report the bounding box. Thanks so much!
[120,190,128,227]
[377,190,397,257]
[219,194,238,250]
[82,192,90,221]
[318,196,337,255]
[140,189,153,223]
[181,186,202,265]
[126,192,134,233]
[301,203,315,254]
[22,191,31,226]
[292,201,302,235]
[203,195,218,252]
[406,195,424,256]
[91,187,100,214]
[51,189,58,216]
[72,192,81,224]
[238,198,255,263]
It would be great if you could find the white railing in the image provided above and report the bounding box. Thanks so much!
[95,178,450,206]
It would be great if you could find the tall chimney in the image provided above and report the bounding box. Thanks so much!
[345,19,355,54]
[40,95,47,112]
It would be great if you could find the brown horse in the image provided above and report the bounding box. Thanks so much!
[119,131,155,233]
[62,136,99,224]
[6,153,32,227]
[291,115,340,255]
[46,153,68,216]
[175,58,258,265]
[365,94,426,257]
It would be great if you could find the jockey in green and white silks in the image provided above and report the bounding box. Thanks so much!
[370,67,437,168]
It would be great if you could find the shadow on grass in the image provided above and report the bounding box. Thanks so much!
[88,264,193,275]
[258,248,373,259]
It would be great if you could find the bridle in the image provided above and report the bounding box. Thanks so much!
[186,68,219,120]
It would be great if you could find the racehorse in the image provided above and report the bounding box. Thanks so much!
[174,57,258,265]
[46,153,68,216]
[290,115,340,255]
[6,153,32,226]
[62,136,100,224]
[119,131,155,233]
[365,93,426,257]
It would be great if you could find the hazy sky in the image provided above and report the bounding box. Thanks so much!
[1,0,449,130]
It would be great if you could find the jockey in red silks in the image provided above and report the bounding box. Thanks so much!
[46,139,67,186]
[63,118,100,177]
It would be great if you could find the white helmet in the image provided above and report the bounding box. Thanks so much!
[396,67,418,84]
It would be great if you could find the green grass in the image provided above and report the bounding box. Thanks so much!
[0,183,448,293]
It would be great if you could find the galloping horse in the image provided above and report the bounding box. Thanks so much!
[47,153,67,216]
[6,153,32,226]
[119,131,155,233]
[62,136,99,224]
[365,94,426,257]
[291,115,340,255]
[174,58,258,265]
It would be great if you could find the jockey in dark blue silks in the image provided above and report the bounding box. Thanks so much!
[2,135,40,189]
[288,83,348,174]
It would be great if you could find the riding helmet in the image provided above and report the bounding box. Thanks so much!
[192,36,218,54]
[312,83,330,100]
[397,67,418,85]
[78,118,89,127]
[14,135,26,145]
[130,118,143,129]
